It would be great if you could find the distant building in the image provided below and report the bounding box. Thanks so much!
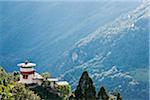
[55,81,69,86]
[17,60,70,96]
[47,78,59,88]
[46,78,69,89]
[17,60,43,85]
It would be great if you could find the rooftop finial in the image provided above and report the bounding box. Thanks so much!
[25,60,29,65]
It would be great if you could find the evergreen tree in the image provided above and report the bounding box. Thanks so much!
[84,77,96,100]
[75,71,96,100]
[97,86,109,100]
[75,85,84,99]
[117,93,122,100]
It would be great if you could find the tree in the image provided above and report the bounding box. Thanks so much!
[56,84,71,98]
[117,93,122,100]
[75,71,96,100]
[75,85,84,99]
[12,83,41,100]
[84,77,96,100]
[41,72,51,79]
[0,67,41,100]
[69,93,75,100]
[97,86,109,100]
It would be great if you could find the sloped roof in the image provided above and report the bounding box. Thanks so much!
[47,78,59,82]
[56,81,69,85]
[17,63,36,67]
[33,72,43,79]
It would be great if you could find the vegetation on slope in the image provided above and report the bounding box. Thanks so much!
[74,70,122,100]
[0,67,122,100]
[31,86,62,100]
[0,67,40,100]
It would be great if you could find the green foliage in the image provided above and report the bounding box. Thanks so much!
[75,85,84,99]
[0,67,40,100]
[42,80,50,87]
[31,86,62,100]
[75,71,96,100]
[74,70,122,100]
[57,84,71,98]
[69,93,75,100]
[0,84,13,99]
[0,67,122,100]
[12,83,40,100]
[41,71,51,78]
[97,86,109,100]
[117,93,122,100]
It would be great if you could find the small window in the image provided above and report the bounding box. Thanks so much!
[23,75,28,79]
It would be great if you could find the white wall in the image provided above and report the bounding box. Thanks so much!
[20,67,34,72]
[20,74,35,84]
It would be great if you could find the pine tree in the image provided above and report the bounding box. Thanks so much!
[97,86,109,100]
[75,85,84,99]
[117,93,122,100]
[75,71,96,100]
[84,77,96,100]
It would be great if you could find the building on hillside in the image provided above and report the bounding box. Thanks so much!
[47,78,59,88]
[17,60,70,97]
[55,81,69,86]
[55,81,70,97]
[17,60,43,85]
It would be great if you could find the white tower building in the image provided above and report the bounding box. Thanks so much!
[17,60,36,84]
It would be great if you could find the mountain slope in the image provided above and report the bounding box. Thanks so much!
[56,1,149,100]
[54,0,149,74]
[0,1,141,72]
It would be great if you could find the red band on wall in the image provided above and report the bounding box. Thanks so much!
[20,71,35,75]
